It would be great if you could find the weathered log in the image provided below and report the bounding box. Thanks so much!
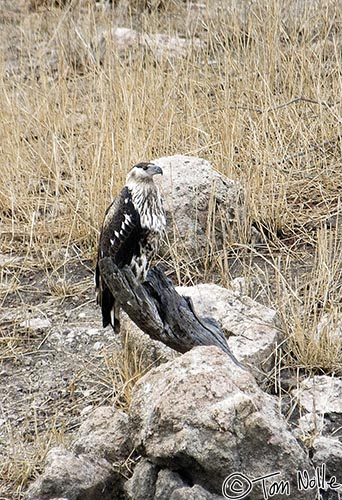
[99,257,243,368]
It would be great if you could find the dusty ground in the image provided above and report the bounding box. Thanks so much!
[0,253,129,499]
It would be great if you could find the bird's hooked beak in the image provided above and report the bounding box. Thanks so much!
[150,164,163,176]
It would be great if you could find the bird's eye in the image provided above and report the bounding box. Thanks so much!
[142,165,148,171]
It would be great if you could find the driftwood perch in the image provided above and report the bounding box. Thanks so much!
[99,257,243,367]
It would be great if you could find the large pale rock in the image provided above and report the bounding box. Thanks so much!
[73,406,132,463]
[154,155,244,256]
[129,346,312,499]
[293,375,342,414]
[25,446,117,500]
[176,283,280,372]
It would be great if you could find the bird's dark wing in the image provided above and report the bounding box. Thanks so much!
[95,186,144,330]
[99,186,144,266]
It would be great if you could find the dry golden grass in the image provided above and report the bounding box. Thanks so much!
[0,0,342,496]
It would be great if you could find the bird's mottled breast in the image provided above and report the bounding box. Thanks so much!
[130,184,166,234]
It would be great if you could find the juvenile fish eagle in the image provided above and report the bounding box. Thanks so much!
[95,162,166,333]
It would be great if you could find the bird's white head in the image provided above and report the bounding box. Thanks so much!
[126,162,163,187]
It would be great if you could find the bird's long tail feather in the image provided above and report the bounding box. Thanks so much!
[96,263,120,333]
[101,289,120,333]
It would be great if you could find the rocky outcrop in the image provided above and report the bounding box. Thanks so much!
[26,346,320,500]
[129,346,313,500]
